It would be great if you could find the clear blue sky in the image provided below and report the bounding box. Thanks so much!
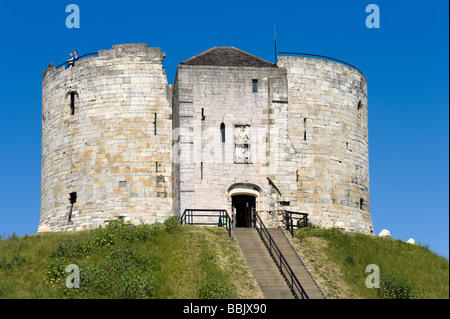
[0,0,448,258]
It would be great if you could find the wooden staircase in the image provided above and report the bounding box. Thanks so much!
[233,227,325,299]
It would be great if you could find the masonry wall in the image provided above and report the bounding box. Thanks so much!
[39,43,173,232]
[275,56,373,234]
[173,64,287,225]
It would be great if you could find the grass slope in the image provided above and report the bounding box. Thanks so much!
[292,226,449,299]
[0,218,262,299]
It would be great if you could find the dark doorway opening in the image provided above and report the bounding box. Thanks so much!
[232,195,255,227]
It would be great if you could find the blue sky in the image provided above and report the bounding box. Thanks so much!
[0,0,448,258]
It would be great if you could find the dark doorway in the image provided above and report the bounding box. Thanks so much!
[232,195,256,227]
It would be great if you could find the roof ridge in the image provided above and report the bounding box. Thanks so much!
[180,47,276,67]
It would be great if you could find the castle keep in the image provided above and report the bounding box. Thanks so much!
[39,43,373,234]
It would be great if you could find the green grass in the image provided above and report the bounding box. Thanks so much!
[0,218,262,299]
[292,225,449,299]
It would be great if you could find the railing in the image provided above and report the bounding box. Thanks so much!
[56,52,99,69]
[252,212,309,299]
[180,209,232,237]
[277,51,363,74]
[284,211,309,237]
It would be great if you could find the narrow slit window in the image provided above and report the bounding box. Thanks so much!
[303,118,307,141]
[154,113,157,135]
[252,79,258,93]
[360,198,365,210]
[155,162,159,172]
[201,162,203,179]
[201,108,205,121]
[220,123,226,143]
[70,92,76,115]
[358,100,363,110]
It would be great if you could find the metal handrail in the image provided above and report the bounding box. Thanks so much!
[180,209,232,237]
[277,51,363,74]
[253,212,309,299]
[56,52,99,69]
[284,211,309,237]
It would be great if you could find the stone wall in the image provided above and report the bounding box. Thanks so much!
[39,43,173,232]
[173,64,287,226]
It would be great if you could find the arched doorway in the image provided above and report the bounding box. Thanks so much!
[232,195,255,227]
[227,183,261,228]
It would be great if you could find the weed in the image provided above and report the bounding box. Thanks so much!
[198,279,236,299]
[379,271,418,299]
[164,216,180,234]
[121,272,157,299]
[44,259,66,286]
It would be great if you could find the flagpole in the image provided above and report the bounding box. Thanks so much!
[274,26,277,64]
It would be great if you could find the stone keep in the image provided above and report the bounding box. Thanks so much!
[39,43,373,235]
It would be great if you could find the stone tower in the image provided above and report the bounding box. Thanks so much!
[39,43,173,232]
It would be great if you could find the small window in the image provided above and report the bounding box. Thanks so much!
[69,192,77,204]
[154,113,157,135]
[252,79,258,93]
[360,198,365,210]
[201,162,204,179]
[220,123,226,143]
[303,118,307,141]
[68,192,76,223]
[201,108,206,121]
[70,92,76,115]
[358,100,363,110]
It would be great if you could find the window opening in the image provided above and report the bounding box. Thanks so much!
[303,118,307,141]
[252,79,258,93]
[70,92,76,115]
[201,162,204,179]
[68,192,77,223]
[220,123,226,143]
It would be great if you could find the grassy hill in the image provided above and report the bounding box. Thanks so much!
[291,225,449,299]
[0,219,448,299]
[0,218,262,299]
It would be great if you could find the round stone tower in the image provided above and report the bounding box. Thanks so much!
[275,56,372,234]
[39,43,173,232]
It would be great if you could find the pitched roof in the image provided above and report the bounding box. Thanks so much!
[181,47,276,67]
